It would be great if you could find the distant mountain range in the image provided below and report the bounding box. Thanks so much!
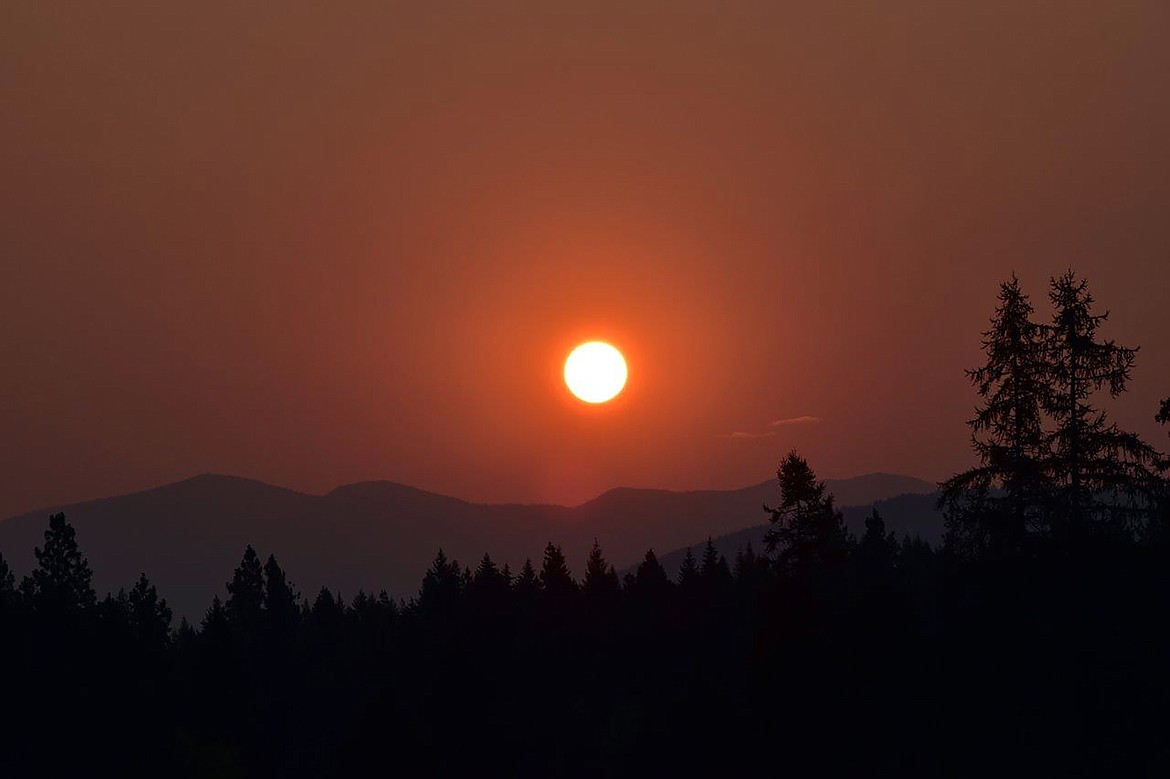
[0,473,940,620]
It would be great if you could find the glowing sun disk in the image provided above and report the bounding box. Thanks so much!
[564,342,627,404]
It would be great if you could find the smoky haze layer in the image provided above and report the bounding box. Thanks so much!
[2,2,1169,518]
[0,472,935,619]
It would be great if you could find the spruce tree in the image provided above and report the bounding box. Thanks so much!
[764,451,849,576]
[1044,271,1162,536]
[940,274,1050,553]
[27,513,96,614]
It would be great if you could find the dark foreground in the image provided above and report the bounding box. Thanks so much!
[1,510,1168,778]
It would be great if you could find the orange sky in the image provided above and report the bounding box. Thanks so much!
[2,1,1169,518]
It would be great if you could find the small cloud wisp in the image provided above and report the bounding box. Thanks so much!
[717,415,821,439]
[769,415,821,427]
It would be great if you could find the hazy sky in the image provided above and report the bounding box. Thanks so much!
[3,1,1168,518]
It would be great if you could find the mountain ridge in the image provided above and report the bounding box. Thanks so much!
[0,472,939,620]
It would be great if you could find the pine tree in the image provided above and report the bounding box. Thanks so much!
[351,590,397,654]
[175,616,196,646]
[263,554,300,642]
[473,553,505,588]
[1151,399,1170,538]
[418,549,464,615]
[27,513,95,614]
[513,558,541,608]
[0,552,17,613]
[538,542,577,598]
[200,595,230,650]
[305,588,347,653]
[225,545,265,636]
[629,549,672,596]
[127,572,172,649]
[202,595,226,630]
[676,548,699,591]
[732,541,769,590]
[377,589,398,613]
[855,509,899,581]
[471,553,511,612]
[1044,271,1163,537]
[1160,398,1170,475]
[939,274,1051,553]
[97,588,133,641]
[764,451,850,576]
[699,538,733,594]
[733,543,757,589]
[582,540,619,600]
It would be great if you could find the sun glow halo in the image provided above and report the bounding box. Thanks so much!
[564,342,628,404]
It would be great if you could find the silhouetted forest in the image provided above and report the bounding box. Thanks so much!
[1,272,1168,778]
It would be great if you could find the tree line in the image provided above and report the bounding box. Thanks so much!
[0,270,1168,777]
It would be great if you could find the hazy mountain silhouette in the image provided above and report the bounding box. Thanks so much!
[0,472,935,619]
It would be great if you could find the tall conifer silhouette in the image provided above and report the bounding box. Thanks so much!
[471,553,511,620]
[629,549,671,597]
[940,274,1050,553]
[538,542,577,598]
[513,558,541,612]
[855,509,899,580]
[263,554,300,642]
[1044,271,1162,535]
[699,538,732,595]
[128,572,172,649]
[27,513,95,614]
[764,451,849,575]
[472,553,507,591]
[0,551,17,613]
[418,548,463,614]
[225,545,265,636]
[676,548,699,591]
[582,540,619,600]
[732,542,768,593]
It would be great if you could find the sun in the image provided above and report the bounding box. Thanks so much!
[564,341,628,404]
